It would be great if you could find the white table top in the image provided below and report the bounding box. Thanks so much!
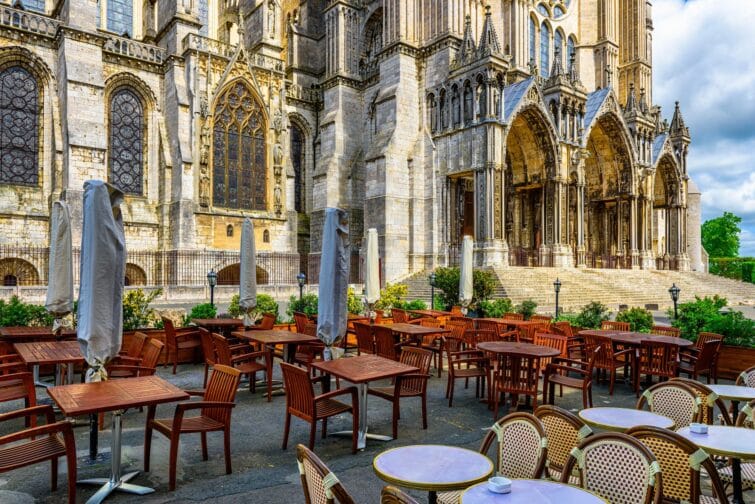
[461,480,607,503]
[677,426,755,459]
[578,407,675,432]
[707,384,755,402]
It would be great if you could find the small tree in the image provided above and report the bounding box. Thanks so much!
[516,299,538,320]
[287,293,319,318]
[702,211,741,258]
[122,288,163,330]
[432,267,496,310]
[183,302,217,326]
[575,301,611,329]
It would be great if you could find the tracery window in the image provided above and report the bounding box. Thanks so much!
[567,36,576,72]
[529,17,537,68]
[540,23,550,77]
[107,0,133,35]
[451,85,460,127]
[290,122,305,213]
[427,94,437,132]
[19,0,45,12]
[439,89,448,129]
[0,66,39,186]
[109,88,144,195]
[554,30,564,70]
[212,81,266,210]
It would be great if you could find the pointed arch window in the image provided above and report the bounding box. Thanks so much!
[554,30,564,71]
[540,23,550,77]
[290,122,305,213]
[463,82,473,124]
[109,87,144,195]
[212,81,266,210]
[567,36,576,72]
[0,66,40,186]
[529,17,537,68]
[107,0,133,36]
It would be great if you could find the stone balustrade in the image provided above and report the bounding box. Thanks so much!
[182,33,235,58]
[0,4,59,38]
[103,34,166,64]
[286,83,321,103]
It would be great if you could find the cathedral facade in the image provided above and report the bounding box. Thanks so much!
[0,0,702,288]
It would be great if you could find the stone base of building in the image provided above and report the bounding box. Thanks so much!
[641,251,656,270]
[476,240,509,268]
[551,244,573,267]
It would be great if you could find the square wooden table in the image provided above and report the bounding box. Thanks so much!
[14,340,85,387]
[385,323,450,345]
[0,326,76,342]
[232,329,319,363]
[192,318,243,337]
[311,355,418,449]
[48,376,189,504]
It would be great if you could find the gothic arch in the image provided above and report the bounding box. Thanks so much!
[216,263,270,285]
[0,258,39,286]
[104,72,158,112]
[653,154,682,208]
[0,46,53,86]
[586,111,636,192]
[288,114,309,213]
[124,262,147,286]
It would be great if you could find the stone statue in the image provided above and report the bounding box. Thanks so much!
[274,184,282,214]
[273,143,283,166]
[199,123,210,166]
[273,109,283,135]
[268,0,276,38]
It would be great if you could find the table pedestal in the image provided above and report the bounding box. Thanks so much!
[79,410,154,504]
[32,363,75,388]
[332,383,392,450]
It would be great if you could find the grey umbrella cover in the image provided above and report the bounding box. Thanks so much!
[239,217,257,325]
[317,208,350,360]
[45,200,74,332]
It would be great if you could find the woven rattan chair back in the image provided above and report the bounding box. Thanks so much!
[380,486,419,504]
[552,321,574,338]
[201,364,241,424]
[391,309,409,323]
[534,405,593,483]
[562,432,663,504]
[670,377,732,425]
[639,339,679,379]
[650,325,680,337]
[636,381,700,430]
[125,332,148,359]
[296,444,356,504]
[199,328,216,366]
[738,365,755,387]
[480,412,547,479]
[398,347,431,394]
[735,399,755,428]
[628,426,728,504]
[281,363,316,418]
[140,338,164,370]
[374,325,399,361]
[293,312,310,334]
[601,320,630,331]
[353,322,374,355]
[503,313,524,321]
[696,332,723,351]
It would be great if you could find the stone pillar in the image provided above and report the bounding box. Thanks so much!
[630,196,639,268]
[551,180,572,266]
[576,182,586,267]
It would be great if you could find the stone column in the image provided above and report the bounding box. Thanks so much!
[630,196,639,268]
[576,182,586,266]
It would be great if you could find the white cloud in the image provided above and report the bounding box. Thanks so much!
[654,0,755,254]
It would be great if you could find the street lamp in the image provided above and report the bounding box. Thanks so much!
[429,271,436,310]
[669,283,680,319]
[297,272,306,301]
[553,278,561,318]
[207,269,217,308]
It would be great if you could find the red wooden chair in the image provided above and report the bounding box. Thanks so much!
[280,362,359,453]
[531,315,553,324]
[502,312,524,321]
[0,372,36,427]
[678,338,718,383]
[162,317,201,374]
[650,325,680,337]
[254,313,276,330]
[637,339,679,390]
[353,322,375,355]
[212,333,272,400]
[491,351,542,418]
[543,346,599,409]
[601,320,630,331]
[108,337,164,378]
[374,325,403,361]
[144,364,242,490]
[583,333,634,395]
[551,321,574,338]
[293,312,310,334]
[682,332,724,383]
[113,331,148,365]
[443,336,487,407]
[533,332,569,372]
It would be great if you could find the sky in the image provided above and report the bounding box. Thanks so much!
[653,0,755,255]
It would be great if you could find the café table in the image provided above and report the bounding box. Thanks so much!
[14,340,85,388]
[48,375,189,504]
[311,354,418,449]
[578,329,694,349]
[192,318,243,337]
[461,479,608,503]
[677,425,755,504]
[232,328,319,363]
[385,323,450,345]
[578,407,675,432]
[408,309,451,319]
[0,326,76,342]
[707,383,755,418]
[373,444,494,504]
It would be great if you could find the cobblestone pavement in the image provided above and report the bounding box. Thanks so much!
[0,359,752,504]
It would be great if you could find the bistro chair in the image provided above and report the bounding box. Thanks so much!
[531,315,553,324]
[391,308,410,323]
[443,335,487,407]
[637,339,679,389]
[144,364,242,491]
[162,316,202,374]
[381,486,419,504]
[670,377,732,425]
[369,347,432,439]
[737,365,755,387]
[583,333,634,395]
[293,312,311,334]
[374,325,402,361]
[0,405,77,503]
[491,351,542,418]
[445,319,468,340]
[212,333,272,400]
[542,346,599,409]
[107,337,164,378]
[114,331,148,364]
[199,328,217,388]
[601,320,630,331]
[552,321,574,338]
[280,362,359,454]
[534,405,593,483]
[502,312,524,321]
[627,426,728,504]
[533,332,569,370]
[476,319,503,336]
[519,323,548,344]
[678,338,719,383]
[296,444,357,504]
[636,381,701,430]
[718,399,755,492]
[437,412,547,504]
[0,372,36,427]
[353,322,375,355]
[417,317,443,375]
[650,325,680,337]
[561,432,663,504]
[685,332,724,382]
[465,329,498,348]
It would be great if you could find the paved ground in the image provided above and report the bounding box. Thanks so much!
[0,355,751,504]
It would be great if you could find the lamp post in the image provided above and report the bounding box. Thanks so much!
[669,283,680,319]
[429,271,436,310]
[297,272,306,301]
[207,269,217,308]
[553,278,561,318]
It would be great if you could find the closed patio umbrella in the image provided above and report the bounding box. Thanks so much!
[239,217,257,326]
[45,200,73,333]
[317,207,350,360]
[364,228,380,317]
[459,235,474,313]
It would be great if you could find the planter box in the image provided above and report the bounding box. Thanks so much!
[122,328,201,366]
[717,344,755,381]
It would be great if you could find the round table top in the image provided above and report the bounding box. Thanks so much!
[707,384,755,402]
[373,445,494,492]
[461,480,607,504]
[477,341,561,358]
[578,330,693,347]
[578,407,675,432]
[677,426,755,459]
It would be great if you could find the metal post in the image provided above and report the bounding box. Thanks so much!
[210,284,215,308]
[89,414,98,461]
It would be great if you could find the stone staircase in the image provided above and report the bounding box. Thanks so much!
[401,267,755,313]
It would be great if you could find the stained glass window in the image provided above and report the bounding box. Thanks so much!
[20,0,45,13]
[290,123,304,213]
[554,6,566,18]
[540,23,550,77]
[0,66,39,186]
[567,36,576,72]
[107,0,132,35]
[213,81,266,210]
[537,4,549,16]
[529,17,537,68]
[109,88,144,195]
[554,30,564,70]
[197,0,208,36]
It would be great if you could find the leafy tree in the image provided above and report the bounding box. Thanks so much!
[432,267,496,310]
[122,288,162,330]
[575,301,611,329]
[702,211,741,258]
[287,293,319,318]
[516,299,538,320]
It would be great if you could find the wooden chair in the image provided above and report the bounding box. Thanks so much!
[737,365,755,387]
[445,320,468,340]
[212,333,272,401]
[531,315,552,323]
[533,332,569,370]
[293,312,311,334]
[583,333,634,395]
[374,325,402,361]
[464,329,498,348]
[443,335,487,407]
[294,322,326,374]
[543,346,599,409]
[670,377,732,426]
[601,320,630,331]
[627,426,728,504]
[476,319,503,336]
[718,399,755,493]
[503,312,524,321]
[491,351,542,418]
[678,339,718,383]
[417,318,443,376]
[144,364,241,491]
[682,332,724,383]
[381,486,419,504]
[391,308,410,323]
[0,372,36,427]
[368,347,432,439]
[0,405,77,503]
[534,405,593,483]
[353,322,375,355]
[519,323,547,344]
[199,328,216,388]
[450,305,463,315]
[296,444,356,504]
[636,380,700,430]
[107,337,164,378]
[280,362,359,453]
[449,316,474,328]
[637,339,679,389]
[114,331,148,364]
[254,313,276,330]
[650,325,680,337]
[162,317,201,374]
[551,321,574,338]
[561,432,663,504]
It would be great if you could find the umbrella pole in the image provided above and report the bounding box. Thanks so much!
[90,414,98,460]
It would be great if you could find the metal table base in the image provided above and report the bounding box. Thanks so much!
[331,383,392,450]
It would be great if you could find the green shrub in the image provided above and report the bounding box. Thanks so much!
[742,262,755,283]
[347,287,365,315]
[432,294,445,311]
[374,283,408,312]
[479,298,514,318]
[703,310,755,348]
[228,294,241,317]
[671,295,727,342]
[228,293,280,322]
[183,303,217,326]
[432,267,496,310]
[122,288,162,330]
[615,307,654,332]
[287,293,319,319]
[0,296,54,327]
[575,301,611,329]
[555,312,581,326]
[516,299,538,320]
[399,299,428,311]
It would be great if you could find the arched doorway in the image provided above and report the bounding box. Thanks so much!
[653,155,682,268]
[124,263,147,286]
[0,258,39,286]
[216,263,270,285]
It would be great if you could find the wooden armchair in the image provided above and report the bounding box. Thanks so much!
[253,313,276,330]
[374,325,403,361]
[294,322,326,374]
[678,338,718,383]
[543,346,599,409]
[491,351,542,418]
[583,333,634,395]
[293,312,310,333]
[107,337,164,378]
[0,405,77,503]
[0,372,36,427]
[144,364,242,491]
[637,339,679,389]
[353,322,375,355]
[369,347,433,439]
[280,362,359,453]
[443,335,487,407]
[391,308,410,323]
[601,320,630,331]
[552,321,574,338]
[650,325,680,337]
[503,312,524,321]
[296,444,357,504]
[212,333,272,400]
[381,486,420,504]
[531,314,553,324]
[682,332,724,383]
[113,331,148,365]
[533,332,569,371]
[162,317,202,374]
